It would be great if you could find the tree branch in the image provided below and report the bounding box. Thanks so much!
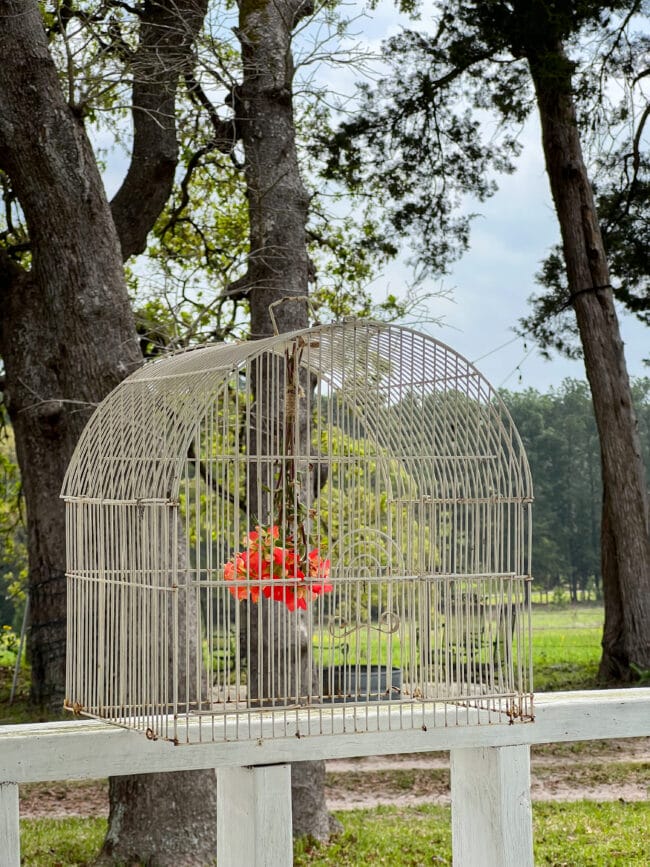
[630,102,650,186]
[184,71,239,158]
[111,0,209,261]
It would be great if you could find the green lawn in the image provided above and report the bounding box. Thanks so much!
[312,601,605,693]
[296,802,650,865]
[531,603,603,692]
[20,801,650,866]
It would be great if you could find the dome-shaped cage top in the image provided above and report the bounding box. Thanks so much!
[62,321,532,507]
[63,321,534,744]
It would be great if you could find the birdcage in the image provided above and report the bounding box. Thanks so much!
[62,320,534,744]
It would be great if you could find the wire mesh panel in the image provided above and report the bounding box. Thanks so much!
[63,321,534,744]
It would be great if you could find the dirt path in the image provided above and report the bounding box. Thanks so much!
[19,738,649,819]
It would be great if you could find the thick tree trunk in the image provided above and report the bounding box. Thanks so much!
[0,0,143,705]
[528,42,650,678]
[99,526,219,864]
[598,481,628,679]
[0,4,218,863]
[100,2,221,861]
[236,0,312,333]
[236,0,337,839]
[99,771,218,867]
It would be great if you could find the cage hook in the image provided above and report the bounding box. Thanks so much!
[268,295,321,335]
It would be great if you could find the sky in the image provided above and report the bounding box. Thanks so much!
[324,1,650,393]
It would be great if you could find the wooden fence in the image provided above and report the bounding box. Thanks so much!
[1,689,648,866]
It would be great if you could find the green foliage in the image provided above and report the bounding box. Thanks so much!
[6,2,426,365]
[628,662,650,685]
[135,143,251,354]
[321,0,649,337]
[501,379,646,595]
[0,427,27,629]
[319,41,524,275]
[504,377,649,597]
[522,172,650,357]
[0,624,20,667]
[522,17,650,355]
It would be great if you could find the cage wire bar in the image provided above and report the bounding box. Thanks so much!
[62,321,534,745]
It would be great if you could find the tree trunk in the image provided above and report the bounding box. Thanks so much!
[0,3,218,863]
[99,523,220,864]
[598,481,628,679]
[99,772,218,866]
[111,0,209,260]
[527,41,650,678]
[236,0,337,839]
[0,0,143,707]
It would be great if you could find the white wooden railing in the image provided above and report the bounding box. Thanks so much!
[1,689,648,866]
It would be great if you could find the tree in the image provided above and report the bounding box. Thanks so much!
[521,22,650,356]
[227,0,337,837]
[323,0,650,680]
[0,1,222,863]
[0,427,27,629]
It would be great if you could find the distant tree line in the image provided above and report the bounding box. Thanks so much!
[502,378,650,601]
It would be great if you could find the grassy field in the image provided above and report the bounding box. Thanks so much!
[531,603,603,692]
[313,601,604,691]
[0,601,609,723]
[19,800,650,866]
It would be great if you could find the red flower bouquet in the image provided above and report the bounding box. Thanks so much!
[224,524,332,611]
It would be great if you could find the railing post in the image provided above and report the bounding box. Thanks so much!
[217,764,293,866]
[0,782,20,867]
[450,744,533,867]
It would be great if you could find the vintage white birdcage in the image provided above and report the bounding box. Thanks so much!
[63,320,534,744]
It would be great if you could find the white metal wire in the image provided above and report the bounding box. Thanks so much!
[63,321,534,744]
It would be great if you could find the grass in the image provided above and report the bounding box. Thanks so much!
[311,601,606,693]
[0,602,610,726]
[20,802,650,866]
[533,802,650,866]
[21,817,107,866]
[531,603,603,692]
[294,802,650,866]
[0,664,68,726]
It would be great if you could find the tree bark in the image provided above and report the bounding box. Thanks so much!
[236,0,337,839]
[99,771,218,867]
[236,0,312,335]
[103,3,225,857]
[0,3,218,863]
[527,40,650,678]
